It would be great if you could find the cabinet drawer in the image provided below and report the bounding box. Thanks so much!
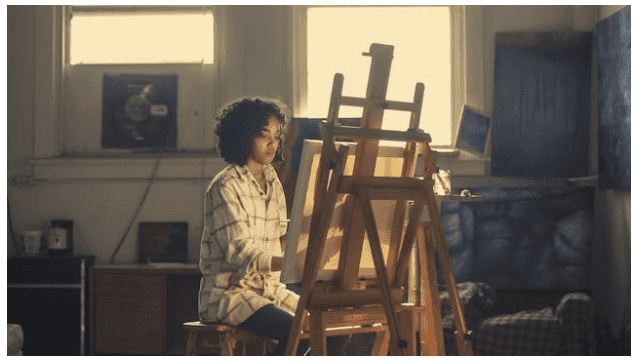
[96,293,161,310]
[95,274,162,298]
[95,301,163,354]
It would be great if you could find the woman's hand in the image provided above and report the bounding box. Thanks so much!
[270,234,286,271]
[280,234,287,253]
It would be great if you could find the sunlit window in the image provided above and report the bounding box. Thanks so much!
[69,8,214,65]
[306,6,451,145]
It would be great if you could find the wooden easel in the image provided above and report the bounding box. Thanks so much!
[284,43,473,356]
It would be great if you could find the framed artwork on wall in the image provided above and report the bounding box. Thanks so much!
[595,6,631,190]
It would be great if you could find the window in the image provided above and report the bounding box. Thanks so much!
[60,5,218,157]
[68,6,214,64]
[299,6,455,146]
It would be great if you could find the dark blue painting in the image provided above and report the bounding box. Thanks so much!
[595,6,631,190]
[456,106,491,155]
[491,32,592,179]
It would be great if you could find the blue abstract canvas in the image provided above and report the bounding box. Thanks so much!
[491,32,592,179]
[595,6,631,190]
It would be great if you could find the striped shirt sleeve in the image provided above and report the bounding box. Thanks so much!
[210,180,273,278]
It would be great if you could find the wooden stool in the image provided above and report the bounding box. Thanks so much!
[183,321,277,356]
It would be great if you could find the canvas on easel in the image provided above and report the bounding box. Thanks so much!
[281,139,408,284]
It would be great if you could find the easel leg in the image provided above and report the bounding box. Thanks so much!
[309,310,327,356]
[416,222,445,355]
[425,189,473,356]
[284,146,350,356]
[396,309,417,355]
[370,328,389,355]
[358,190,405,355]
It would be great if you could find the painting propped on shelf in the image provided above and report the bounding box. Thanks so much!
[455,104,491,157]
[595,6,631,190]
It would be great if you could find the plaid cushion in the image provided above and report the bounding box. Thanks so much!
[473,307,560,355]
[439,282,496,328]
[440,282,495,355]
[556,293,594,355]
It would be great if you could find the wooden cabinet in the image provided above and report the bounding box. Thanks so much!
[89,264,201,355]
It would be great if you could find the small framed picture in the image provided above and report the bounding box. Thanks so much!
[137,222,188,264]
[454,104,492,156]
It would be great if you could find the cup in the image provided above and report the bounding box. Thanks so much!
[22,230,43,254]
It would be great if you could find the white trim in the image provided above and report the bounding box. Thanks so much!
[28,148,486,181]
[34,6,63,158]
[464,5,486,113]
[291,5,308,116]
[69,5,214,14]
[30,157,228,180]
[450,5,466,148]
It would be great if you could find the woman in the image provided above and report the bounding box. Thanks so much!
[198,97,312,355]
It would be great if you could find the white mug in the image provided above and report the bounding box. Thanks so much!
[23,230,43,254]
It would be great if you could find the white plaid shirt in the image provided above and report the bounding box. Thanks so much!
[198,164,299,325]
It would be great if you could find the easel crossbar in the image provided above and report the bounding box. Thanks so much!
[339,96,422,112]
[319,122,432,143]
[338,176,430,198]
[307,287,405,310]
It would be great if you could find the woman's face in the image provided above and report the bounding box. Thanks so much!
[247,115,281,167]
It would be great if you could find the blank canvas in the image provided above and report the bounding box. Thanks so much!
[281,139,409,284]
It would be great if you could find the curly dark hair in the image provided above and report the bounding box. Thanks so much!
[215,97,287,166]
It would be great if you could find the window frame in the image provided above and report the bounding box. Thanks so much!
[30,5,488,181]
[292,5,475,149]
[58,5,220,158]
[31,5,226,180]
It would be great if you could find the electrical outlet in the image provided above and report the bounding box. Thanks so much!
[12,175,35,187]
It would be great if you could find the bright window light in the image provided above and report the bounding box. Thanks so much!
[306,6,451,145]
[70,12,214,64]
